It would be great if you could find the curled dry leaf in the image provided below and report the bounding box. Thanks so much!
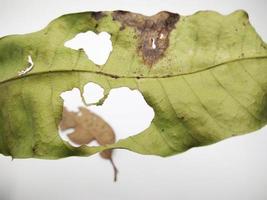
[60,107,118,181]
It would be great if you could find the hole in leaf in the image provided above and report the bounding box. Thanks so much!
[88,87,155,141]
[60,88,84,112]
[18,55,34,76]
[59,83,154,182]
[64,31,113,65]
[83,82,104,104]
[151,38,157,49]
[59,83,154,147]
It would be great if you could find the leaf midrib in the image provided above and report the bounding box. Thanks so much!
[1,55,266,85]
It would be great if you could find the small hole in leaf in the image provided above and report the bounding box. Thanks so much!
[18,55,34,76]
[151,38,156,49]
[64,31,113,65]
[83,82,104,104]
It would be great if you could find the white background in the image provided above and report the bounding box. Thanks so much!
[0,0,267,200]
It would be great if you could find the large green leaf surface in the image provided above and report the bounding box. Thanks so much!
[0,10,267,159]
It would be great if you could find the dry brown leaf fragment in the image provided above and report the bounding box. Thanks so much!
[60,106,118,181]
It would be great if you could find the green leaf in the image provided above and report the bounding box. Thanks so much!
[0,10,267,159]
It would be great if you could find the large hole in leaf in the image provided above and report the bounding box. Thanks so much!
[59,82,154,181]
[64,31,112,65]
[59,82,155,147]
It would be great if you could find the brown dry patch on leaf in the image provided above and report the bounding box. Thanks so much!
[60,107,118,181]
[112,10,179,67]
[91,11,106,21]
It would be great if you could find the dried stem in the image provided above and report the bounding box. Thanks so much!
[110,157,118,182]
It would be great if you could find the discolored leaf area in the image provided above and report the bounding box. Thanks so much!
[60,107,118,181]
[0,10,267,160]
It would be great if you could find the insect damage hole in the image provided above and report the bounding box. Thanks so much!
[88,87,155,141]
[18,55,34,76]
[59,83,155,146]
[60,88,84,112]
[59,83,154,182]
[64,31,112,65]
[151,38,157,49]
[83,82,104,104]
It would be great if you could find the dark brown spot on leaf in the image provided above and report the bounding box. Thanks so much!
[112,11,180,67]
[91,12,106,20]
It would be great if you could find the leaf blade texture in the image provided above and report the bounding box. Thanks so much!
[0,10,267,159]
